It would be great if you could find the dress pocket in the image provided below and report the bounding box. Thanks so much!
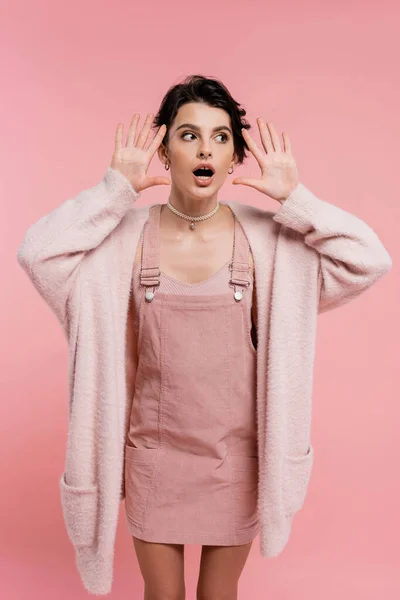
[249,315,258,353]
[282,444,314,516]
[240,304,257,357]
[231,455,259,532]
[246,314,257,356]
[59,473,98,548]
[124,445,159,528]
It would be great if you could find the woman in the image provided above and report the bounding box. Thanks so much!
[17,75,392,598]
[122,87,266,599]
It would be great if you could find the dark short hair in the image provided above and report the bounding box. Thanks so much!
[152,74,252,165]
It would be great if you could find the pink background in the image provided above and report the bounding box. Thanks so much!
[2,0,399,598]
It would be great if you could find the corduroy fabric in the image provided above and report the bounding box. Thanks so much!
[124,203,259,545]
[16,167,392,594]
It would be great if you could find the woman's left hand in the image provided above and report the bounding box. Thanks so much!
[232,118,299,203]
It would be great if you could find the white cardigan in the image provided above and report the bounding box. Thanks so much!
[17,168,392,594]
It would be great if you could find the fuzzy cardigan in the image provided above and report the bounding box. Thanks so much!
[17,167,392,595]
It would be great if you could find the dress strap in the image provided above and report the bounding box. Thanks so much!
[139,203,252,301]
[139,204,162,290]
[229,214,251,291]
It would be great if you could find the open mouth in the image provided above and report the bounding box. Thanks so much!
[192,167,215,186]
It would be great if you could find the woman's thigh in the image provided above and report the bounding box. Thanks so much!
[196,541,254,600]
[132,536,186,600]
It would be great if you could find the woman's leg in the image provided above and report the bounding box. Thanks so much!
[132,536,186,600]
[196,541,254,600]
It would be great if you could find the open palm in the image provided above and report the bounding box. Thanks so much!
[110,113,171,193]
[232,118,299,203]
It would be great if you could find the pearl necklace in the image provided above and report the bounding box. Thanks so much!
[167,200,220,230]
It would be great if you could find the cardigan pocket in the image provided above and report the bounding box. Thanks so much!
[282,444,314,516]
[59,473,98,548]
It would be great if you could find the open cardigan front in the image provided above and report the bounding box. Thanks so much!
[17,167,392,595]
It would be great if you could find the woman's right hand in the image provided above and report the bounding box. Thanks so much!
[110,113,171,193]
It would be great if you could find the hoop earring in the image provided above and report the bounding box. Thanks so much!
[228,166,234,175]
[165,163,170,171]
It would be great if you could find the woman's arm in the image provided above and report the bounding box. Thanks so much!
[17,113,170,329]
[17,167,140,327]
[272,182,392,313]
[232,118,392,312]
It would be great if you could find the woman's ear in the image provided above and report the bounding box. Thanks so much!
[157,143,168,166]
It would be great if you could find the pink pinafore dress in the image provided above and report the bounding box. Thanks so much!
[124,203,259,545]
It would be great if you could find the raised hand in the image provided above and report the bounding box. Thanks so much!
[110,113,171,193]
[232,118,299,203]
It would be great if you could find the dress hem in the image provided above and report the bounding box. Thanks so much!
[125,512,260,546]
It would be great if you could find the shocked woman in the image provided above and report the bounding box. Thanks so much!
[17,74,392,599]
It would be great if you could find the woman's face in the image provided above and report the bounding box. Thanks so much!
[158,102,237,200]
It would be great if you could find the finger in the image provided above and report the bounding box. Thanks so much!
[143,119,160,151]
[232,177,263,191]
[241,128,267,169]
[257,118,274,153]
[136,113,154,149]
[145,176,171,188]
[126,114,140,147]
[115,123,123,153]
[266,121,282,152]
[282,132,291,153]
[146,124,167,156]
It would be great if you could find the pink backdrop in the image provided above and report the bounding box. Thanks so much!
[2,0,399,598]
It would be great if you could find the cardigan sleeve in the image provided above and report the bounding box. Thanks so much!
[16,167,141,327]
[272,182,393,313]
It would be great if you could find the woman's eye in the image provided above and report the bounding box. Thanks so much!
[181,132,228,142]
